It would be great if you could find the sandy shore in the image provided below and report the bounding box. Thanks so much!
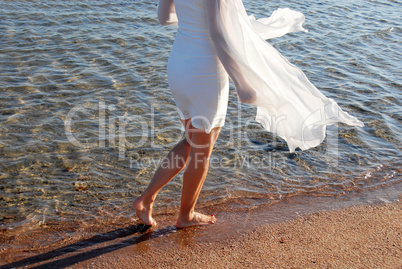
[76,201,401,269]
[2,195,400,269]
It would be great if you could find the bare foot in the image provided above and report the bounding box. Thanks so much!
[176,212,217,228]
[133,196,156,226]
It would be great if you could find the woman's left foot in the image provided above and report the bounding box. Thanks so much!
[176,212,217,228]
[133,196,156,226]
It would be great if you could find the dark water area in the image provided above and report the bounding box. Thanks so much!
[0,0,401,258]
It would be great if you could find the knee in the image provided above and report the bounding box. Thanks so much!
[186,126,221,157]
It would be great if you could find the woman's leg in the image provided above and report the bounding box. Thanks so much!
[176,122,221,228]
[134,119,193,225]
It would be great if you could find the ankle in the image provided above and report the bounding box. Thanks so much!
[135,194,155,207]
[178,210,194,221]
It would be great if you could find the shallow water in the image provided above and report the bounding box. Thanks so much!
[0,0,401,238]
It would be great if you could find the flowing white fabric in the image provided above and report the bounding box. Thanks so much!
[205,0,364,152]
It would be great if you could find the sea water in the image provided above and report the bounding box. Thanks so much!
[0,0,400,238]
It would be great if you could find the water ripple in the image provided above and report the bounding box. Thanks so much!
[0,0,401,232]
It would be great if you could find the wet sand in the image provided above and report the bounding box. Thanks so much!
[1,186,400,269]
[77,201,402,269]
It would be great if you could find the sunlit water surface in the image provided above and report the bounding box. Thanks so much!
[0,0,400,236]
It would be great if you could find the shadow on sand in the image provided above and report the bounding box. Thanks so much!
[0,224,178,269]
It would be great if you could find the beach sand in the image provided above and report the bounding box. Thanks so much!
[77,201,402,269]
[1,189,400,269]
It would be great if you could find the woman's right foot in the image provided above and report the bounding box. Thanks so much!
[133,196,156,226]
[176,212,217,228]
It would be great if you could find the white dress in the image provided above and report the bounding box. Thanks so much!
[164,0,364,152]
[167,0,229,132]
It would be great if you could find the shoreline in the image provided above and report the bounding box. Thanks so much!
[128,200,400,269]
[0,184,400,268]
